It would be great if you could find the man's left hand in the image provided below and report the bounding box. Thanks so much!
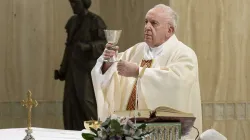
[117,60,139,77]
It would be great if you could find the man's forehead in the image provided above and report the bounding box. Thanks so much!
[145,9,160,19]
[146,8,168,20]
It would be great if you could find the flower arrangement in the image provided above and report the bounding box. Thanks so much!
[82,115,153,140]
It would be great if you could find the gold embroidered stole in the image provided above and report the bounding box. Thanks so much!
[126,60,153,110]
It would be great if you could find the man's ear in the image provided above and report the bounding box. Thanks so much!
[165,25,174,39]
[168,26,174,34]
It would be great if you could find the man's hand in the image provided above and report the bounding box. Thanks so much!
[101,43,119,73]
[117,60,139,77]
[103,43,119,61]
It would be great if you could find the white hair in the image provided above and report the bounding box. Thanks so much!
[153,4,178,31]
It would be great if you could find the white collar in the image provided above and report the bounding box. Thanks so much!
[143,41,165,60]
[143,35,178,60]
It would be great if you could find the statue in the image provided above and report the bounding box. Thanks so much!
[54,0,107,130]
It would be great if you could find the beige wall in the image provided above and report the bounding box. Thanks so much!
[0,0,250,139]
[171,0,250,139]
[0,0,72,129]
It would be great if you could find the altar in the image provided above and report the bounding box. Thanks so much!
[0,91,197,140]
[0,127,83,140]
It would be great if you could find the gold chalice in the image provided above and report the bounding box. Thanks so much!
[84,120,102,130]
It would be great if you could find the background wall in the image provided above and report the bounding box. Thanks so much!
[171,0,250,139]
[0,0,249,139]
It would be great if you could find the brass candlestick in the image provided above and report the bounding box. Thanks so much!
[21,90,38,140]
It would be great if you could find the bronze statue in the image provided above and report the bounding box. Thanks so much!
[54,0,107,130]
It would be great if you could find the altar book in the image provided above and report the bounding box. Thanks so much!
[114,106,196,136]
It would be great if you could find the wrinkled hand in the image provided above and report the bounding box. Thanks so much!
[117,60,139,77]
[103,43,119,61]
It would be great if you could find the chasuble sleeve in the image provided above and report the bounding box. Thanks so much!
[91,51,129,121]
[91,44,140,121]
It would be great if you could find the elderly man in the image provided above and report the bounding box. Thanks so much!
[91,4,202,139]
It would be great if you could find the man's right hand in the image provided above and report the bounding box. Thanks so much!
[103,43,119,61]
[101,43,119,73]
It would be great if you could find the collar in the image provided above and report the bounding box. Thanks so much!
[143,34,178,60]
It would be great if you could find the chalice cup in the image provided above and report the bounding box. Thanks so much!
[104,30,122,62]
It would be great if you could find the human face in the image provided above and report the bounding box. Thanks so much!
[69,0,84,15]
[144,8,173,47]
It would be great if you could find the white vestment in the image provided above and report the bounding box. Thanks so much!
[91,35,202,139]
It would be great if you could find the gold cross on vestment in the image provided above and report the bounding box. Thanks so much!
[21,90,38,130]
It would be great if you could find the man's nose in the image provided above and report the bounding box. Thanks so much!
[145,23,152,30]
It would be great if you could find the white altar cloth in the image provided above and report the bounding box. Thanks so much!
[0,127,84,140]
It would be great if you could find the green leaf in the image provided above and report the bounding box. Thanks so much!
[139,130,154,137]
[109,131,116,137]
[123,130,130,135]
[101,117,111,129]
[110,128,116,133]
[110,119,121,133]
[132,135,142,140]
[90,127,98,135]
[136,123,146,130]
[134,129,142,136]
[123,124,130,130]
[82,133,95,140]
[125,137,133,140]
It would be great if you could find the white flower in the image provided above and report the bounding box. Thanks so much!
[119,117,130,125]
[110,114,119,120]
